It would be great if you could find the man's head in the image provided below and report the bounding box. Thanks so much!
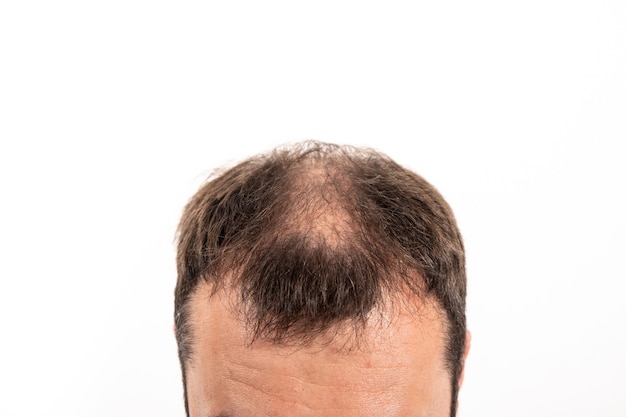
[175,141,468,417]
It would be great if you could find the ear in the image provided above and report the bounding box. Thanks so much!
[458,330,471,388]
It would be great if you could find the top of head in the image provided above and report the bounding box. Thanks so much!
[175,140,465,374]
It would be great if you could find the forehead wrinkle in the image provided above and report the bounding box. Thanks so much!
[225,348,412,396]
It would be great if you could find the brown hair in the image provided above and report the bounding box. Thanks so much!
[175,141,466,416]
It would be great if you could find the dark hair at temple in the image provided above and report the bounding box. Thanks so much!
[175,141,466,416]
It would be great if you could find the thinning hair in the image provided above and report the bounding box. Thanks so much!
[175,141,466,416]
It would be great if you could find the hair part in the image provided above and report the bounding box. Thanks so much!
[175,141,466,416]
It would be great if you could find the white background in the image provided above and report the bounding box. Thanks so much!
[1,1,625,416]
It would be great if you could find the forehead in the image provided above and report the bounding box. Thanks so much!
[186,285,451,417]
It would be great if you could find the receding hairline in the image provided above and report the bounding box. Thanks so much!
[187,272,450,359]
[175,140,466,417]
[176,139,463,355]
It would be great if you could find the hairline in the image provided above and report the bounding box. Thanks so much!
[175,141,466,417]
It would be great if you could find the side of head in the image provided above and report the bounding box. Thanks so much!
[175,141,467,417]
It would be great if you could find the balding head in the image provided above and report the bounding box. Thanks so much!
[175,141,468,416]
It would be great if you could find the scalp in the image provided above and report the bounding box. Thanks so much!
[175,141,466,416]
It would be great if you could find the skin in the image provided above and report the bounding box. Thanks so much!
[185,284,469,417]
